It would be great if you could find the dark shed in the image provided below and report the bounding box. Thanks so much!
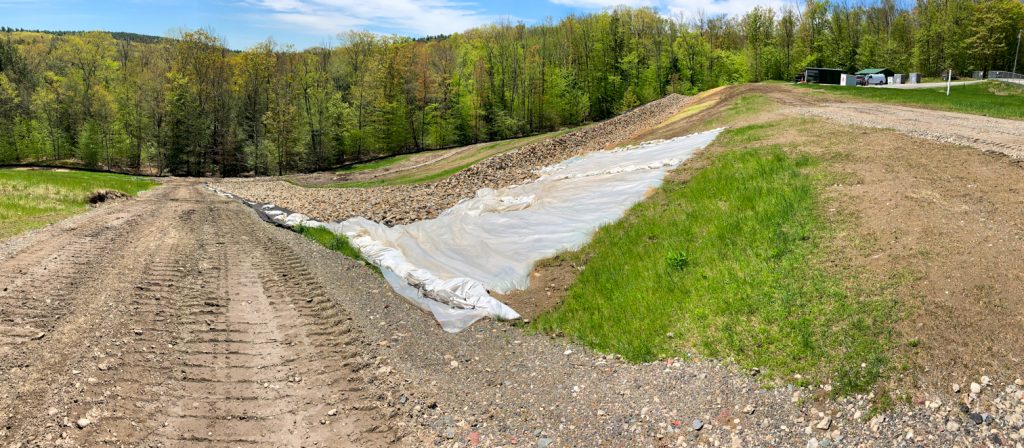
[803,67,844,85]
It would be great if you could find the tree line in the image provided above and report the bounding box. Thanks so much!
[1,0,1021,176]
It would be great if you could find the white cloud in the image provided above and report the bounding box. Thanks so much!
[549,0,658,7]
[548,0,795,20]
[245,0,496,38]
[664,0,793,20]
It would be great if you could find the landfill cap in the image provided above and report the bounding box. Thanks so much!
[314,128,724,332]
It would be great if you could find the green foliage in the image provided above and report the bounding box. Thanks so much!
[0,168,156,239]
[0,1,1021,175]
[534,127,894,393]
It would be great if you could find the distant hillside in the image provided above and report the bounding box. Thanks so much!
[0,27,166,44]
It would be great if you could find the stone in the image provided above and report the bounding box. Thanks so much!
[537,437,553,448]
[75,418,91,429]
[327,409,337,416]
[946,420,960,432]
[816,417,832,430]
[692,419,704,431]
[969,413,984,425]
[952,383,961,393]
[806,437,819,448]
[970,382,982,394]
[743,405,756,415]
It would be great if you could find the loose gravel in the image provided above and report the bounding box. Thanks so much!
[796,102,1024,159]
[210,94,690,226]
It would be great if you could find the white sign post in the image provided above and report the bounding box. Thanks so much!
[946,69,952,96]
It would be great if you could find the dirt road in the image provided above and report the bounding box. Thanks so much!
[0,180,393,447]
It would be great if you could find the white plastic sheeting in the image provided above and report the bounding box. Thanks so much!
[323,128,723,332]
[214,128,722,333]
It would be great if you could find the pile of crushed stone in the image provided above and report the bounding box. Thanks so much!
[209,94,689,226]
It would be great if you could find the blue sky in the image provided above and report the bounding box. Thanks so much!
[1,0,783,49]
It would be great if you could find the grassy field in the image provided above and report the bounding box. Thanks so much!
[336,152,424,174]
[0,168,157,239]
[798,81,1024,120]
[322,129,574,188]
[533,121,894,394]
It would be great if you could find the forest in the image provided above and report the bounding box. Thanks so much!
[0,0,1022,176]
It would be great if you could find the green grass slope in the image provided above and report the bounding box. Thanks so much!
[0,168,157,239]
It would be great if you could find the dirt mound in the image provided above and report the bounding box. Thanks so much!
[87,189,128,205]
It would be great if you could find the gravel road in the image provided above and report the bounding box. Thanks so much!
[796,102,1024,158]
[0,181,394,447]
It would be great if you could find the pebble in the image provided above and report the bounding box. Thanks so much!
[816,416,832,430]
[806,437,819,448]
[946,420,960,432]
[692,419,704,431]
[537,437,552,448]
[970,382,982,394]
[327,408,337,416]
[75,418,91,429]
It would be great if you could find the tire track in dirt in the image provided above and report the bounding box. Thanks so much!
[0,182,393,447]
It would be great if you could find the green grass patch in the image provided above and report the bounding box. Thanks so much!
[534,124,893,394]
[0,168,157,239]
[336,152,422,174]
[798,81,1024,120]
[706,94,774,126]
[293,224,379,273]
[321,129,574,189]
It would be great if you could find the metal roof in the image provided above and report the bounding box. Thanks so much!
[855,68,892,75]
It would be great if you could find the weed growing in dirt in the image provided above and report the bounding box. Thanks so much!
[534,124,893,394]
[293,225,380,273]
[798,81,1024,120]
[0,168,156,239]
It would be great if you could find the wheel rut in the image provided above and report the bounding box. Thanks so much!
[0,181,393,447]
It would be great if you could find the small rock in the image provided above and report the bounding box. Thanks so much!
[449,360,459,369]
[981,375,992,386]
[444,427,455,439]
[946,420,960,432]
[743,405,756,415]
[537,437,552,448]
[75,418,91,429]
[97,363,109,371]
[47,407,59,416]
[952,383,961,393]
[327,409,337,416]
[970,382,982,394]
[806,437,819,448]
[969,413,984,425]
[133,329,144,336]
[816,417,832,430]
[692,419,704,431]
